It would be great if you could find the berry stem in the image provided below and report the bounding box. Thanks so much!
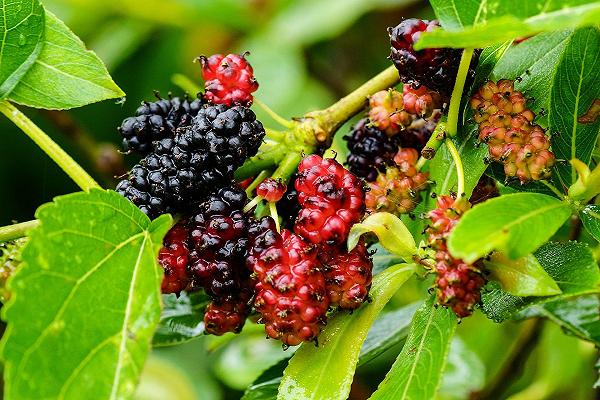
[540,180,565,199]
[243,195,263,214]
[245,170,271,197]
[446,48,475,138]
[271,152,302,182]
[315,65,400,138]
[255,98,294,129]
[269,202,281,232]
[0,101,101,192]
[0,220,39,242]
[445,139,465,198]
[235,145,288,181]
[416,120,447,170]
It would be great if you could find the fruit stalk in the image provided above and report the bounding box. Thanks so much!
[446,48,475,137]
[0,220,39,242]
[0,101,101,192]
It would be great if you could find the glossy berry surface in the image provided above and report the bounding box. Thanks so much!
[247,217,329,346]
[294,155,366,246]
[257,178,287,202]
[200,53,259,106]
[158,221,191,294]
[320,240,373,310]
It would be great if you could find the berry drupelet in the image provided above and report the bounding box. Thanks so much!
[247,217,329,346]
[257,178,287,202]
[470,80,555,183]
[344,118,398,182]
[158,221,191,294]
[320,240,373,310]
[119,94,203,155]
[368,89,415,136]
[425,195,486,318]
[294,155,366,246]
[116,104,265,218]
[389,19,479,97]
[366,148,429,215]
[187,185,255,334]
[200,53,259,107]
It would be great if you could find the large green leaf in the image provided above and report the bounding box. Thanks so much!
[369,296,457,400]
[484,252,561,297]
[580,204,600,242]
[0,0,44,97]
[420,2,600,49]
[428,133,488,200]
[1,189,171,400]
[521,295,600,346]
[439,338,485,400]
[152,292,209,347]
[358,302,421,366]
[549,27,600,186]
[481,241,600,322]
[8,10,124,109]
[448,193,572,263]
[277,264,415,400]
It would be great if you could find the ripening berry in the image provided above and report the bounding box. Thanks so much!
[402,84,444,118]
[257,178,287,202]
[368,89,416,136]
[247,217,329,346]
[200,53,259,106]
[158,221,191,294]
[294,155,366,246]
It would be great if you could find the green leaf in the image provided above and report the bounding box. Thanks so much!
[152,292,209,347]
[0,0,44,97]
[8,10,125,109]
[439,338,485,400]
[1,189,171,400]
[371,244,405,275]
[428,133,488,200]
[358,302,421,366]
[484,252,561,297]
[481,241,600,322]
[348,212,416,261]
[277,263,415,400]
[243,359,288,400]
[418,2,600,49]
[550,27,600,186]
[448,193,571,263]
[580,204,600,242]
[521,295,600,346]
[369,296,457,400]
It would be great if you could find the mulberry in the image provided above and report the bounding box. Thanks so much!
[200,53,259,106]
[257,178,287,202]
[344,118,398,182]
[366,148,429,215]
[119,94,203,155]
[389,19,479,97]
[295,155,366,246]
[470,80,555,182]
[321,240,373,310]
[402,84,444,118]
[116,104,265,218]
[368,89,416,136]
[247,217,329,346]
[425,195,485,317]
[158,221,191,294]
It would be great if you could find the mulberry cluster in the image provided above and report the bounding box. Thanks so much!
[368,89,415,135]
[200,53,259,106]
[119,94,204,155]
[295,155,366,246]
[470,80,555,183]
[366,148,429,215]
[389,18,479,97]
[157,186,254,335]
[425,195,486,318]
[116,104,265,218]
[247,217,329,346]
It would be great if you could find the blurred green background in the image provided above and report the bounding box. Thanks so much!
[1,1,597,399]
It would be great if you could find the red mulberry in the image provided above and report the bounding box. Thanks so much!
[368,89,415,136]
[200,53,259,107]
[158,221,191,294]
[295,155,366,246]
[247,217,329,346]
